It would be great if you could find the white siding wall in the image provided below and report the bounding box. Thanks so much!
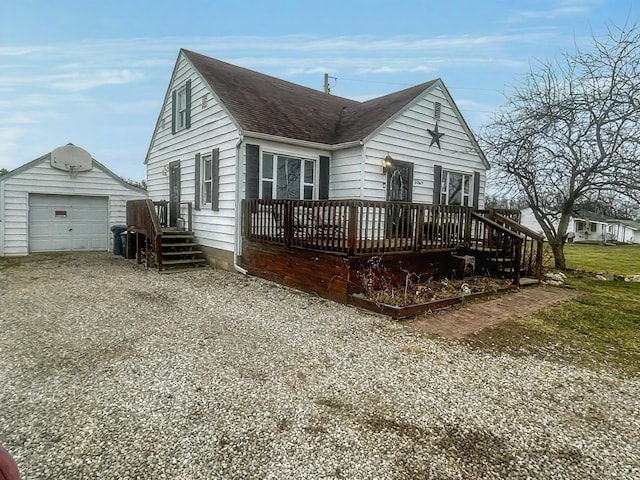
[146,53,240,253]
[363,84,487,206]
[331,146,363,199]
[0,159,147,256]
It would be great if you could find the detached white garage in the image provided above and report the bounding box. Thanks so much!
[0,144,147,256]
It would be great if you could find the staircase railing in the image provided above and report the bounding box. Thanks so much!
[126,199,164,271]
[469,212,524,285]
[490,212,544,279]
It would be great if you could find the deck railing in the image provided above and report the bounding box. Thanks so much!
[126,199,165,270]
[490,212,544,278]
[242,199,476,255]
[469,211,524,284]
[242,199,538,282]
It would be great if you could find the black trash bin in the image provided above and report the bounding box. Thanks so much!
[111,225,127,255]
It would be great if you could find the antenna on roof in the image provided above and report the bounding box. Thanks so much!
[324,73,337,94]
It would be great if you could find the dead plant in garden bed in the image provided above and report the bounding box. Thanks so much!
[357,255,506,307]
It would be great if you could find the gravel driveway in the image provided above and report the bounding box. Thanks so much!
[1,252,638,479]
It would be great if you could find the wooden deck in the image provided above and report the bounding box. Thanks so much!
[241,199,543,304]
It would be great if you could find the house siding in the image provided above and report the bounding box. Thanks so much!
[363,84,486,206]
[331,146,365,199]
[146,52,240,254]
[0,158,146,256]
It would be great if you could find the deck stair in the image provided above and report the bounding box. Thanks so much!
[159,229,208,273]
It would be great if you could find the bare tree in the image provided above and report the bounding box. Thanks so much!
[482,21,640,268]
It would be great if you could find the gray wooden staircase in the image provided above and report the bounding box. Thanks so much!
[159,229,208,273]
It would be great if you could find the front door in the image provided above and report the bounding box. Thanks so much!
[386,161,414,237]
[169,160,181,227]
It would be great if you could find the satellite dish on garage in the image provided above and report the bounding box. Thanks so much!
[50,144,93,177]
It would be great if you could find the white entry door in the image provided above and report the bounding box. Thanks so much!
[29,194,108,252]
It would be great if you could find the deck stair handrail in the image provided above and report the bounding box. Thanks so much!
[126,199,164,271]
[475,208,522,223]
[469,211,524,285]
[489,212,544,278]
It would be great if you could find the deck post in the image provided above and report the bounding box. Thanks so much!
[535,239,544,278]
[514,237,523,286]
[284,202,293,246]
[415,205,425,251]
[464,208,472,248]
[347,202,357,255]
[156,234,163,272]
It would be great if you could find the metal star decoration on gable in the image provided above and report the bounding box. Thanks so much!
[428,122,445,149]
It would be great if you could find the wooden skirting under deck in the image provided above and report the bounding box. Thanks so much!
[241,240,455,304]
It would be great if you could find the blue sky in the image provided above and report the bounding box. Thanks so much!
[0,0,636,181]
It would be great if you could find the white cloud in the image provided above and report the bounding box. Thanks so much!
[0,126,28,169]
[0,46,54,56]
[508,0,602,22]
[355,65,437,75]
[49,69,145,90]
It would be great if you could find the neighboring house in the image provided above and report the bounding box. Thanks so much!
[520,207,639,244]
[0,144,147,256]
[606,219,640,243]
[145,49,489,270]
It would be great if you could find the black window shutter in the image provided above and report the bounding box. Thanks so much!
[194,153,201,210]
[406,164,414,202]
[246,144,260,199]
[171,90,177,134]
[473,171,481,208]
[185,79,192,129]
[433,165,442,204]
[319,155,330,199]
[211,148,220,211]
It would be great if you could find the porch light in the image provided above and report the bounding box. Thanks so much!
[382,154,394,173]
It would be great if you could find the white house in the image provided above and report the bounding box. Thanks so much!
[520,207,639,244]
[0,144,148,256]
[606,219,640,243]
[145,49,490,270]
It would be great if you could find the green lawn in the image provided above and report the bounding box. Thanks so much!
[467,243,640,377]
[564,242,640,275]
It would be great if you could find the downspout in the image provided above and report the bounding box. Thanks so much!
[234,133,248,275]
[359,142,366,199]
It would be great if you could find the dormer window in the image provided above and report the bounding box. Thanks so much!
[171,79,191,134]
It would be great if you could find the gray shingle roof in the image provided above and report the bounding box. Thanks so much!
[183,49,437,145]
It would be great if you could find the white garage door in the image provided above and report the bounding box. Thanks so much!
[29,194,109,252]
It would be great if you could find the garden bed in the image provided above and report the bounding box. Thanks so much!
[349,277,515,320]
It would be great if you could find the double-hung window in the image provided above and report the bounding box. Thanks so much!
[172,79,191,134]
[195,148,219,211]
[201,154,213,205]
[261,153,315,200]
[176,88,188,130]
[440,171,471,206]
